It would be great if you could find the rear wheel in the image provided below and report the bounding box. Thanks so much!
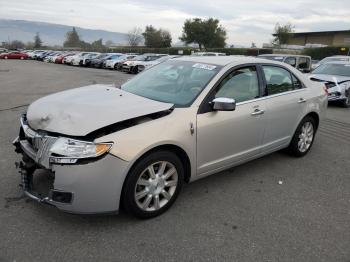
[20,56,24,60]
[122,150,184,218]
[287,116,316,157]
[4,56,8,59]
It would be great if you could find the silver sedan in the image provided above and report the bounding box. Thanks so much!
[14,56,327,218]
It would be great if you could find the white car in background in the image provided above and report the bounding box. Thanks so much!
[71,52,100,66]
[312,55,350,70]
[65,52,89,65]
[309,61,350,107]
[137,55,178,72]
[122,54,168,74]
[104,54,138,70]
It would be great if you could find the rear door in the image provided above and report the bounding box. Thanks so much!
[259,65,307,153]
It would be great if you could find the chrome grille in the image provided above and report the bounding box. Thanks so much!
[20,116,58,168]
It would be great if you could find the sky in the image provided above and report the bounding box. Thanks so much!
[0,0,350,47]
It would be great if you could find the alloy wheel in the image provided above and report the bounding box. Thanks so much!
[134,161,178,212]
[298,121,314,153]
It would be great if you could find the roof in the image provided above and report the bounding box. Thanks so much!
[324,61,350,65]
[273,30,350,36]
[175,55,285,66]
[259,54,310,58]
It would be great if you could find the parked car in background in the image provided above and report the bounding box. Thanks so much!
[55,53,76,64]
[71,52,100,66]
[122,54,168,74]
[258,54,312,73]
[62,53,76,64]
[80,53,101,67]
[0,48,8,53]
[14,56,327,218]
[104,54,138,70]
[312,55,350,70]
[191,52,226,56]
[309,61,350,107]
[35,51,52,61]
[0,51,29,59]
[137,55,178,72]
[90,53,122,68]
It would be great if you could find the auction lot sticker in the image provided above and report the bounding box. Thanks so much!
[192,63,217,70]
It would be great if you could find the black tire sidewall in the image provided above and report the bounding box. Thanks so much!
[122,150,184,218]
[288,116,317,157]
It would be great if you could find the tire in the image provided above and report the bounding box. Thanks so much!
[132,66,139,74]
[287,116,317,157]
[4,56,8,59]
[122,150,184,219]
[341,91,350,108]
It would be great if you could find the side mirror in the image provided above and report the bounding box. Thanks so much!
[212,97,236,111]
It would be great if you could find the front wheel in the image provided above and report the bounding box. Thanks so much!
[122,151,184,218]
[287,116,317,157]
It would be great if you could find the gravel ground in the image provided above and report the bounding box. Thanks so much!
[0,60,349,262]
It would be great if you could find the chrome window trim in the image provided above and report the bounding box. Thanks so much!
[236,88,306,106]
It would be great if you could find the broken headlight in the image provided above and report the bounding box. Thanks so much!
[50,137,113,158]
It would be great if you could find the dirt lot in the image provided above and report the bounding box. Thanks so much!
[0,60,349,262]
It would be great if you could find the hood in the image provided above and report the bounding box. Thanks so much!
[310,74,350,84]
[26,84,173,136]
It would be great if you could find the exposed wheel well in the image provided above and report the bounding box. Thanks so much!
[133,144,192,183]
[305,112,319,130]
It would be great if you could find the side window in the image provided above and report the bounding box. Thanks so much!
[298,57,310,69]
[215,67,259,103]
[262,66,293,95]
[285,57,296,67]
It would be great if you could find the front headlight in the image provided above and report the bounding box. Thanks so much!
[50,137,112,158]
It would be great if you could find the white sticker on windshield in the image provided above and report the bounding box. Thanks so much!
[192,63,217,70]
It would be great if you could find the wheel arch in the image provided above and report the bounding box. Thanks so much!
[126,144,192,184]
[304,111,320,130]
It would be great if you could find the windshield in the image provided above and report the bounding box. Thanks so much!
[313,63,350,77]
[121,60,221,106]
[320,57,350,64]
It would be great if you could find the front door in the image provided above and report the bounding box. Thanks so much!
[196,66,266,175]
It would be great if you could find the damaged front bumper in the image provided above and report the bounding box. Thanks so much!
[13,116,130,214]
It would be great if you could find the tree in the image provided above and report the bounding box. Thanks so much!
[105,40,114,47]
[64,27,82,47]
[6,40,25,50]
[91,38,105,51]
[142,25,172,48]
[159,29,172,48]
[33,32,42,49]
[272,23,294,45]
[180,18,227,49]
[126,27,143,47]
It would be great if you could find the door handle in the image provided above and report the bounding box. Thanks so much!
[298,98,306,103]
[251,109,265,116]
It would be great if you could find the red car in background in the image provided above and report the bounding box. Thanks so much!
[0,51,29,59]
